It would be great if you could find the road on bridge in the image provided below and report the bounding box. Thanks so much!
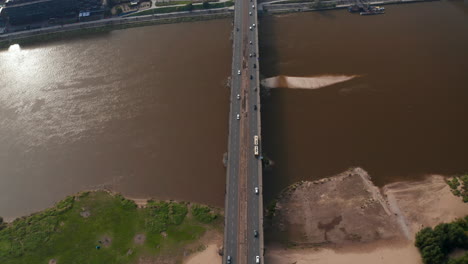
[224,0,263,263]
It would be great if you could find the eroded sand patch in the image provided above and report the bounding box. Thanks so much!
[266,240,422,264]
[134,233,146,245]
[267,168,468,263]
[184,244,221,264]
[262,75,358,90]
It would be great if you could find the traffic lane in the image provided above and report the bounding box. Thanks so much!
[225,127,239,261]
[247,20,261,264]
[225,42,243,262]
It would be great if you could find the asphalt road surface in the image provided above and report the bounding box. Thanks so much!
[224,0,263,263]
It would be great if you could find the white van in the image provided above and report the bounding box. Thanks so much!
[254,135,258,146]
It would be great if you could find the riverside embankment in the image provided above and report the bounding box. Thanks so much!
[0,0,438,48]
[261,0,436,13]
[0,8,232,49]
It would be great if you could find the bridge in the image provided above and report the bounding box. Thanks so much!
[223,0,263,263]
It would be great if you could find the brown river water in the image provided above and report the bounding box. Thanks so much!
[259,0,468,202]
[0,0,467,219]
[0,20,232,219]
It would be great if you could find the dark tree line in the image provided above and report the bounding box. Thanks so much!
[415,216,468,264]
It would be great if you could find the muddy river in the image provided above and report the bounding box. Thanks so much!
[0,0,467,219]
[0,19,232,219]
[259,0,468,202]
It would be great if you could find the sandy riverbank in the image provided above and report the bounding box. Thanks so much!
[183,229,223,264]
[265,168,468,264]
[261,75,358,90]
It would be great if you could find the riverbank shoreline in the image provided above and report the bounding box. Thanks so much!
[0,189,224,264]
[1,189,223,224]
[261,0,438,15]
[0,11,232,50]
[265,168,468,263]
[0,0,439,49]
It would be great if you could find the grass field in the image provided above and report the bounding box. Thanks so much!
[0,191,222,264]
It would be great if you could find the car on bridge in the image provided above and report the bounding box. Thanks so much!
[256,256,260,263]
[237,70,241,75]
[227,255,232,264]
[255,187,259,194]
[236,114,240,120]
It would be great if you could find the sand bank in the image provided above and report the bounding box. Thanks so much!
[266,168,468,263]
[261,75,358,89]
[266,240,422,264]
[183,229,223,264]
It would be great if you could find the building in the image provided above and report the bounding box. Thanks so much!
[2,0,103,25]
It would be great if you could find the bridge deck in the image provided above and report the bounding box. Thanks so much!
[223,0,263,263]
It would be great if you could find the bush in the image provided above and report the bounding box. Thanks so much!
[169,202,188,225]
[415,217,468,264]
[145,201,188,233]
[447,175,468,203]
[116,6,123,15]
[448,252,468,264]
[191,205,217,224]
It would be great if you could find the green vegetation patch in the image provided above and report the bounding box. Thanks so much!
[415,216,468,264]
[0,191,220,264]
[156,1,193,7]
[191,204,220,224]
[447,175,468,202]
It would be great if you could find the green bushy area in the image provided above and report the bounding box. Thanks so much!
[191,204,219,224]
[0,191,221,264]
[447,175,468,203]
[415,216,468,264]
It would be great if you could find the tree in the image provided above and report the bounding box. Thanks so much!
[186,3,194,11]
[447,253,468,264]
[116,6,123,15]
[421,244,445,264]
[415,218,468,264]
[202,1,210,9]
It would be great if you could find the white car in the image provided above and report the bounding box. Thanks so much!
[237,70,241,75]
[252,23,256,27]
[237,94,240,100]
[256,256,260,263]
[252,5,255,9]
[249,11,252,16]
[236,114,240,120]
[255,187,259,194]
[249,41,252,44]
[249,26,252,31]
